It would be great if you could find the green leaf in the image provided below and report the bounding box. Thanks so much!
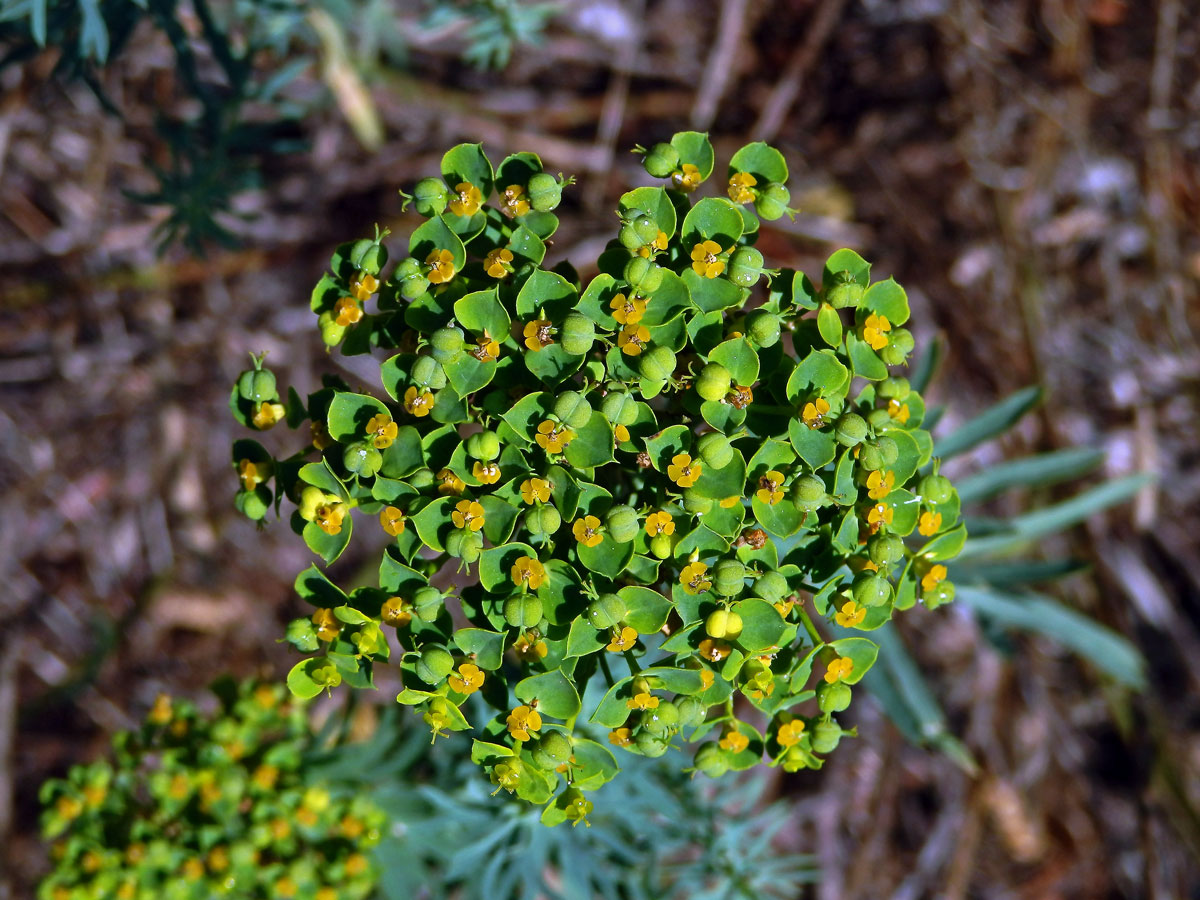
[618,186,677,240]
[709,337,759,386]
[378,426,424,479]
[751,497,807,539]
[479,495,520,546]
[295,565,348,607]
[564,411,615,468]
[682,268,746,314]
[862,277,909,326]
[569,739,620,791]
[524,341,585,385]
[788,417,837,469]
[479,542,538,592]
[641,270,690,326]
[729,141,788,184]
[919,523,968,561]
[577,535,634,577]
[590,676,635,727]
[287,658,335,699]
[454,287,511,340]
[565,619,607,658]
[453,628,507,670]
[846,332,888,380]
[827,637,877,684]
[441,142,494,198]
[576,274,622,328]
[299,460,348,501]
[303,517,352,565]
[957,586,1145,688]
[681,197,743,248]
[501,391,553,444]
[409,215,467,271]
[327,392,389,443]
[645,424,692,472]
[822,248,871,286]
[411,497,455,552]
[817,303,843,348]
[515,669,581,720]
[785,349,849,403]
[691,449,747,502]
[733,598,786,652]
[670,130,715,180]
[443,353,497,396]
[933,387,1042,460]
[955,447,1105,504]
[619,586,672,634]
[378,550,427,594]
[516,268,578,321]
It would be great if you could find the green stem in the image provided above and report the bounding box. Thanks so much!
[622,650,642,675]
[796,603,824,648]
[598,652,616,687]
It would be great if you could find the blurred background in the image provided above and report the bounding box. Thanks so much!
[2,0,1198,896]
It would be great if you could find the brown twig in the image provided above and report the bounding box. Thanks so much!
[690,0,751,131]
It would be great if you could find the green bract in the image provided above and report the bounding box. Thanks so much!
[233,135,964,824]
[38,681,384,900]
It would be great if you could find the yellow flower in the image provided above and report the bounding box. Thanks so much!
[473,461,501,484]
[918,510,942,536]
[867,502,894,527]
[862,313,891,351]
[680,561,711,595]
[728,384,754,410]
[500,184,531,217]
[425,249,456,284]
[719,495,741,508]
[403,386,434,417]
[380,505,406,536]
[315,502,346,535]
[667,453,702,488]
[606,625,638,652]
[776,718,805,748]
[636,230,669,257]
[824,656,854,684]
[728,171,758,204]
[312,607,341,642]
[719,727,749,753]
[610,292,647,324]
[472,333,501,361]
[617,323,650,356]
[608,727,633,747]
[615,423,630,442]
[449,182,482,217]
[520,478,552,504]
[506,705,542,742]
[535,419,574,454]
[252,401,285,430]
[774,597,795,617]
[866,469,895,501]
[513,630,548,660]
[699,668,715,689]
[335,295,363,326]
[921,564,948,593]
[512,555,547,590]
[835,599,866,628]
[366,413,398,449]
[448,663,485,695]
[452,499,485,532]
[672,163,701,192]
[311,421,334,450]
[626,691,659,710]
[437,468,466,495]
[645,510,675,536]
[887,398,910,424]
[147,693,173,726]
[381,596,412,627]
[756,470,785,505]
[802,397,830,429]
[350,272,378,302]
[238,459,262,491]
[690,239,726,278]
[484,247,514,279]
[572,515,603,547]
[523,318,555,351]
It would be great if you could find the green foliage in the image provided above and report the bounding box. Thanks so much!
[231,134,966,821]
[313,705,818,899]
[862,368,1150,769]
[38,680,386,900]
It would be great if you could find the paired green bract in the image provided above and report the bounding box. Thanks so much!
[39,681,385,899]
[230,134,964,825]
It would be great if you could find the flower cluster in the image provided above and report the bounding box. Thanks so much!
[38,681,384,899]
[231,135,964,823]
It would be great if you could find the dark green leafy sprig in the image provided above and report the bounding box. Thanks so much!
[231,134,966,824]
[38,680,386,900]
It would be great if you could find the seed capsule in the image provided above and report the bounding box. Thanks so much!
[553,391,593,430]
[695,362,732,402]
[342,441,382,477]
[868,534,905,566]
[705,608,743,639]
[643,143,681,178]
[918,474,954,505]
[852,572,892,607]
[601,391,639,427]
[411,177,450,216]
[755,571,789,602]
[879,328,914,366]
[503,594,544,629]
[817,680,851,714]
[524,505,562,536]
[415,646,455,684]
[560,313,595,356]
[745,308,781,347]
[587,593,627,629]
[696,432,733,468]
[825,272,864,309]
[834,412,869,447]
[527,173,564,212]
[713,559,748,597]
[755,182,791,220]
[605,505,639,543]
[639,346,676,382]
[728,246,766,288]
[430,326,465,363]
[791,474,826,510]
[693,743,730,777]
[624,256,664,292]
[466,430,501,461]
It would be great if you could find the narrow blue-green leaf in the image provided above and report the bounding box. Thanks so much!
[955,447,1106,505]
[932,386,1041,460]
